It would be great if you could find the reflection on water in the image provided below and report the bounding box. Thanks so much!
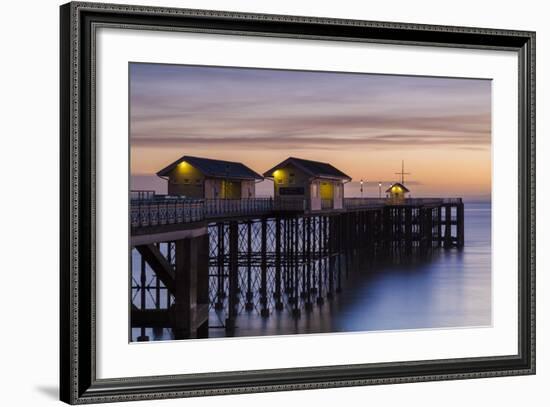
[131,202,491,340]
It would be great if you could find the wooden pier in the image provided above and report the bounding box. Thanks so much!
[130,197,464,340]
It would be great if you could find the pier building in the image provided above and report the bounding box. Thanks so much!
[157,155,263,199]
[263,157,351,211]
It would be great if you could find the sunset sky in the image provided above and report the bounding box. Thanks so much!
[130,63,492,200]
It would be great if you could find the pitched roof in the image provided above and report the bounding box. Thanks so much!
[263,157,351,181]
[386,182,410,193]
[157,156,263,180]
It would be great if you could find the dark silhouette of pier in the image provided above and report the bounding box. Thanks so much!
[130,196,464,341]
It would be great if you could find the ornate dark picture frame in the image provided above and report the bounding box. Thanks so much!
[60,1,535,404]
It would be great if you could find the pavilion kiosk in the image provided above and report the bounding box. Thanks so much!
[386,182,410,204]
[263,157,351,211]
[157,155,263,199]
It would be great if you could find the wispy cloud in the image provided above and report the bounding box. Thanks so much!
[129,63,492,197]
[131,132,490,150]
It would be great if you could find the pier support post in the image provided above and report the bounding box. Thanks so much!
[260,218,269,317]
[359,212,365,269]
[349,212,355,274]
[310,217,317,294]
[444,205,452,249]
[428,208,434,253]
[287,218,294,299]
[305,217,313,310]
[214,223,225,310]
[137,256,148,341]
[418,208,426,256]
[336,215,342,293]
[457,202,465,248]
[366,211,375,264]
[274,217,284,310]
[396,207,403,252]
[284,218,292,294]
[405,207,413,255]
[437,207,442,247]
[245,221,254,311]
[293,217,301,318]
[383,206,392,258]
[225,221,239,332]
[327,216,334,300]
[300,218,307,300]
[172,234,209,340]
[196,234,210,338]
[316,216,324,305]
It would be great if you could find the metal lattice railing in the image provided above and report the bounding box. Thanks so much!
[130,196,463,228]
[130,197,308,228]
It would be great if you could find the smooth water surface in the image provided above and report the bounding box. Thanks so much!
[132,202,491,341]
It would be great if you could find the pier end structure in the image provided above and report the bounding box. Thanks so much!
[386,182,410,205]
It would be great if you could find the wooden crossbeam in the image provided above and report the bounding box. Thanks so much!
[136,244,176,293]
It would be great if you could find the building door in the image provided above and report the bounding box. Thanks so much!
[221,180,241,199]
[320,181,334,209]
[320,182,333,200]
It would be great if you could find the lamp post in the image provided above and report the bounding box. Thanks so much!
[378,182,382,199]
[360,179,364,198]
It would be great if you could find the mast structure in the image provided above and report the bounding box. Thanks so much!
[395,160,411,184]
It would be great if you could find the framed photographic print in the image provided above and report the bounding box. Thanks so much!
[60,1,535,404]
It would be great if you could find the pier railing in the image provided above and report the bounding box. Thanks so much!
[131,198,204,228]
[343,197,462,210]
[130,190,156,200]
[131,198,279,228]
[344,198,386,209]
[204,198,273,218]
[273,197,307,211]
[130,196,464,229]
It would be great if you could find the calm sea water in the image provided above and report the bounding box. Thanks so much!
[131,202,491,340]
